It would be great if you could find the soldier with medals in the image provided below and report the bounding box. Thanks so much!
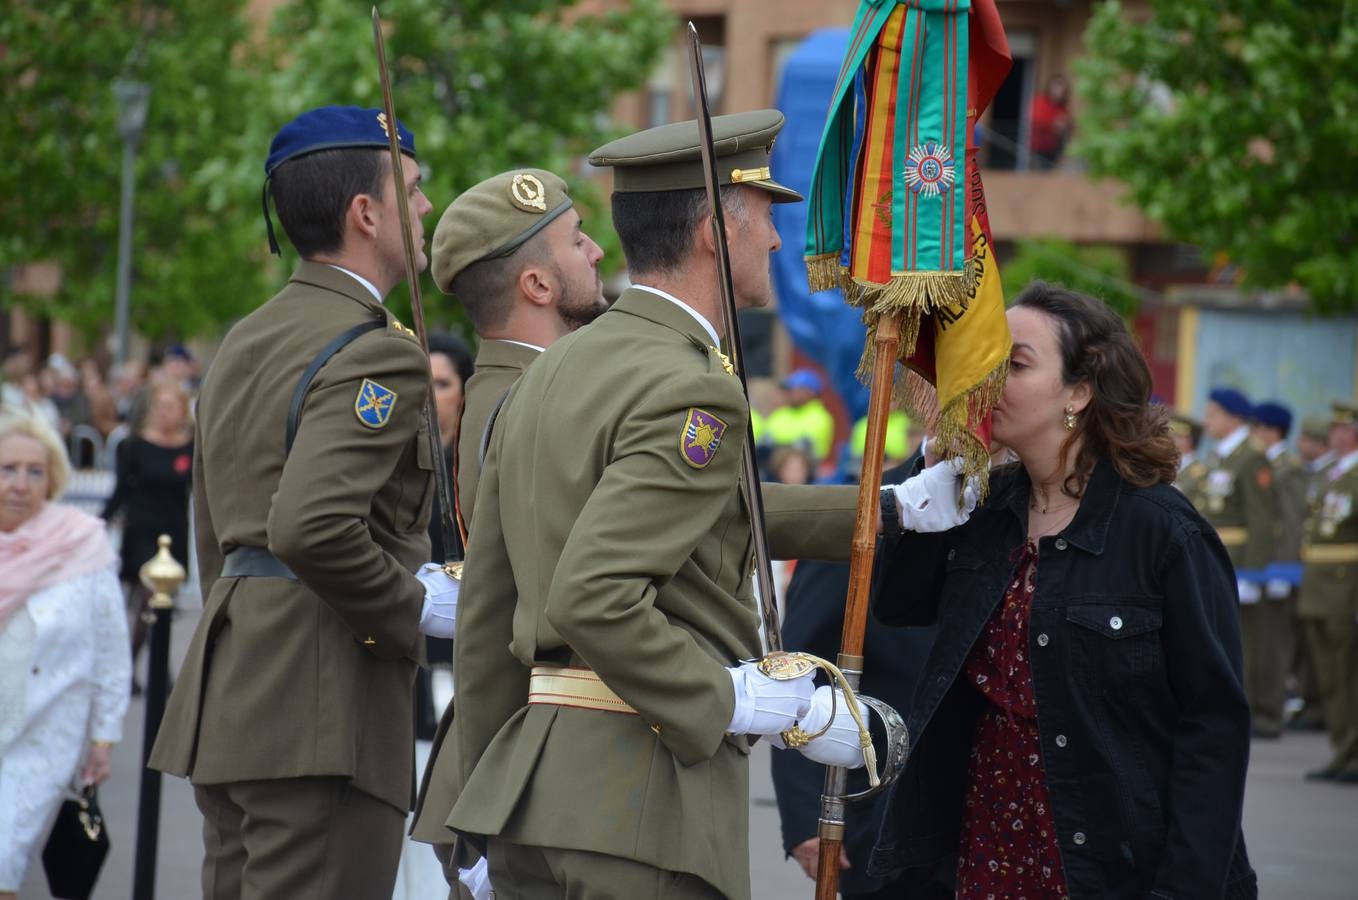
[1195,387,1282,737]
[1169,409,1208,496]
[442,110,972,898]
[410,168,606,891]
[148,107,461,898]
[1299,401,1358,783]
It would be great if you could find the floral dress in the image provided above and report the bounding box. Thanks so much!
[956,540,1070,899]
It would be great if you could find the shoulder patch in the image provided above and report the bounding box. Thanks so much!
[680,407,728,469]
[355,378,398,428]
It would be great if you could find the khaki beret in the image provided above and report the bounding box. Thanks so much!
[589,109,801,203]
[430,169,573,294]
[1301,414,1331,441]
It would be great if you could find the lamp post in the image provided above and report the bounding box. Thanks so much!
[131,534,185,900]
[112,80,151,367]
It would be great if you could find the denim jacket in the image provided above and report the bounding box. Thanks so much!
[868,458,1257,899]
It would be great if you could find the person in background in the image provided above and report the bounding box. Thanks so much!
[1290,413,1338,730]
[1298,401,1358,784]
[1029,74,1072,169]
[844,409,911,478]
[1298,415,1337,477]
[869,283,1255,898]
[0,406,130,898]
[425,331,476,564]
[1169,408,1207,493]
[109,360,146,425]
[101,380,193,692]
[767,368,836,466]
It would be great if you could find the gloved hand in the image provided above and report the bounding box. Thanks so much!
[417,562,460,638]
[776,685,871,769]
[458,857,491,900]
[726,662,816,736]
[1237,579,1262,605]
[888,459,981,533]
[1265,578,1292,600]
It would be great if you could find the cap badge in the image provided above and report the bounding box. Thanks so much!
[377,112,392,139]
[510,172,548,213]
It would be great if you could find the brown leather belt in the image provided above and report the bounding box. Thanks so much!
[528,666,637,715]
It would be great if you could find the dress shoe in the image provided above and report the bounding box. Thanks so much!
[1305,767,1337,782]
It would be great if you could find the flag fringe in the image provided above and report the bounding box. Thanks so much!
[927,357,1009,500]
[805,253,843,293]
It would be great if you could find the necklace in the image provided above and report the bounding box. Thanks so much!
[1029,489,1079,515]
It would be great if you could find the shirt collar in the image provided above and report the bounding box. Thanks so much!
[1215,425,1251,459]
[497,339,546,353]
[1335,449,1358,477]
[630,284,720,347]
[1178,451,1196,472]
[327,265,383,304]
[1265,441,1286,463]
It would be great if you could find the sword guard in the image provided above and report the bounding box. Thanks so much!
[844,692,910,802]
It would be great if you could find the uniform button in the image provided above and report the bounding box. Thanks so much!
[1073,831,1087,845]
[1037,633,1049,647]
[1109,616,1123,631]
[1055,734,1068,748]
[947,549,956,560]
[1054,538,1069,551]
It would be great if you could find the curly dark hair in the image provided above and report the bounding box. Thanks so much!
[1013,281,1178,496]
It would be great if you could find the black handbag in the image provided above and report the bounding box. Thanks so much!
[42,785,110,900]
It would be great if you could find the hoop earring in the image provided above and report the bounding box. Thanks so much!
[1062,406,1078,431]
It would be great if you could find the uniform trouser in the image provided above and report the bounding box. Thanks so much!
[1288,592,1325,721]
[433,841,475,900]
[486,838,725,900]
[194,777,405,900]
[1240,599,1291,733]
[1303,615,1358,773]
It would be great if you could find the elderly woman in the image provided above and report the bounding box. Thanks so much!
[0,406,130,897]
[869,283,1257,899]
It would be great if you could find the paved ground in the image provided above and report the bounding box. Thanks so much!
[22,606,1358,899]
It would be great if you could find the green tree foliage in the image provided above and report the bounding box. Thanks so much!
[2,0,672,342]
[1074,1,1358,313]
[1,1,267,342]
[1000,239,1142,318]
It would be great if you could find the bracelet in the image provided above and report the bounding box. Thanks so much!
[879,487,904,539]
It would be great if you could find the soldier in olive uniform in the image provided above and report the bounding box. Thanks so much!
[1194,387,1283,736]
[445,111,925,899]
[1290,414,1340,729]
[148,107,460,899]
[1169,409,1207,497]
[1251,401,1307,736]
[1299,402,1358,783]
[411,169,607,892]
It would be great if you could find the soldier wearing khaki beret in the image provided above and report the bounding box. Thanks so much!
[441,110,891,899]
[411,169,604,892]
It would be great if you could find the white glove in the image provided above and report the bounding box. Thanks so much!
[1237,578,1262,605]
[458,857,491,900]
[1265,578,1291,600]
[889,458,980,533]
[417,562,460,638]
[726,662,816,736]
[777,685,871,769]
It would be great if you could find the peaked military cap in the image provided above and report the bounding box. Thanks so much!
[1301,413,1331,441]
[263,105,417,254]
[589,109,801,203]
[1332,400,1358,427]
[430,169,573,294]
[1167,409,1202,439]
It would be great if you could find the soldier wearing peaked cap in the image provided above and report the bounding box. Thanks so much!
[442,110,883,899]
[1168,409,1207,495]
[410,168,605,888]
[1299,401,1358,783]
[148,105,461,899]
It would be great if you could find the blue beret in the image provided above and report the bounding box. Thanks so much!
[1208,387,1252,418]
[1252,401,1292,433]
[265,105,415,176]
[783,369,823,393]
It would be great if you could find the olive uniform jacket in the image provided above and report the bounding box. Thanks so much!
[447,289,857,899]
[412,338,539,845]
[1190,438,1279,578]
[455,339,542,521]
[1300,462,1358,619]
[1270,449,1308,565]
[149,262,434,813]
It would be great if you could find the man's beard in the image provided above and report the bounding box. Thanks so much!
[554,265,608,332]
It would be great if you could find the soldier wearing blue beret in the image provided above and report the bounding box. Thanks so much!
[1192,387,1282,737]
[149,106,461,899]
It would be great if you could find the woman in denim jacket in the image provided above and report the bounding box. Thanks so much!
[869,283,1257,899]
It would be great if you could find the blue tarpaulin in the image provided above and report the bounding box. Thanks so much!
[770,29,870,421]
